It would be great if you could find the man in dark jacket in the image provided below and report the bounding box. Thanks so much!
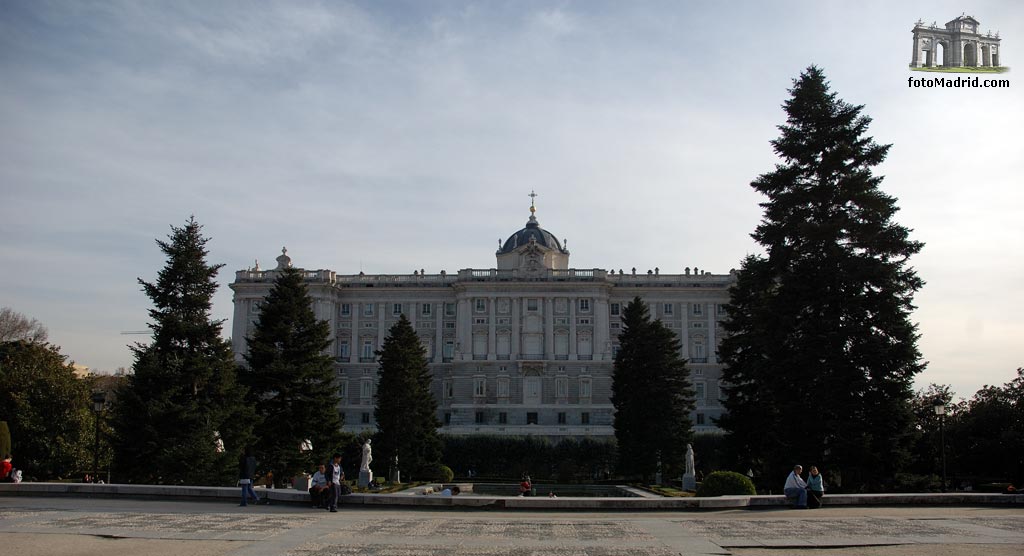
[238,448,261,506]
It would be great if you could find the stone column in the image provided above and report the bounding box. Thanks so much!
[511,297,521,360]
[544,297,554,359]
[707,302,716,364]
[594,297,609,361]
[434,302,443,364]
[457,298,470,360]
[352,302,360,358]
[680,302,689,359]
[377,302,386,348]
[488,296,497,360]
[569,296,578,360]
[911,32,921,67]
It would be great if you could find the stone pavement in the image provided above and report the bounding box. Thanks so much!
[0,496,1022,556]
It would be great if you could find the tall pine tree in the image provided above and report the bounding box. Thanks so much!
[719,67,925,492]
[374,315,442,481]
[611,297,695,481]
[240,267,344,486]
[110,217,253,485]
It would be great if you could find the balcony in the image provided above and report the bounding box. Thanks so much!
[577,355,593,361]
[472,355,487,360]
[359,357,376,363]
[554,355,569,360]
[496,355,510,360]
[519,354,545,360]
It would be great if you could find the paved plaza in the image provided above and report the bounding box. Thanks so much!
[1,496,1021,556]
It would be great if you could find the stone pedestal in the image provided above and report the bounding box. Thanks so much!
[358,470,373,488]
[682,473,697,491]
[390,469,400,484]
[292,474,310,491]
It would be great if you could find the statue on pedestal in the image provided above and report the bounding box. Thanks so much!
[682,443,697,491]
[358,439,374,488]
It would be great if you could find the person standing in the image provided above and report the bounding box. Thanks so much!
[0,455,13,482]
[783,464,808,509]
[238,448,261,507]
[806,466,825,509]
[326,453,344,512]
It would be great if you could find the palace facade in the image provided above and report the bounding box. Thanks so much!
[230,201,734,438]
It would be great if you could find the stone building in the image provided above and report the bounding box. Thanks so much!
[230,199,734,438]
[911,15,1001,68]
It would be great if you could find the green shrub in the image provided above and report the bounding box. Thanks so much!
[434,464,454,482]
[696,471,756,497]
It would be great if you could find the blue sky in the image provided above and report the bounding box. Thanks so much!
[1,1,1021,399]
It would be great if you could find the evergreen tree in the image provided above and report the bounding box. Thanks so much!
[240,267,344,486]
[0,340,92,480]
[719,66,925,492]
[374,315,442,480]
[110,217,253,485]
[611,297,695,481]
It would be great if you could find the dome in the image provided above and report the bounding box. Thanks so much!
[497,213,568,255]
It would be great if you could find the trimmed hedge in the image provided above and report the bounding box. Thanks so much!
[441,435,617,483]
[696,471,756,497]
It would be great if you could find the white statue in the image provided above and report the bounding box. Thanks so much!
[685,444,695,476]
[360,439,373,472]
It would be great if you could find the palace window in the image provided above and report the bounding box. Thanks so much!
[555,377,568,398]
[497,377,510,397]
[361,412,370,424]
[581,412,590,425]
[696,413,705,425]
[341,304,351,316]
[663,303,673,315]
[579,299,590,312]
[443,379,453,400]
[693,304,703,316]
[444,412,451,425]
[338,379,348,400]
[360,380,373,399]
[475,411,484,424]
[499,412,507,424]
[579,377,592,399]
[527,299,539,311]
[475,299,486,312]
[339,341,349,359]
[361,340,374,359]
[363,303,374,317]
[445,303,456,316]
[610,303,620,316]
[422,303,432,316]
[695,382,706,400]
[473,376,486,397]
[557,412,567,424]
[393,303,403,316]
[527,412,538,425]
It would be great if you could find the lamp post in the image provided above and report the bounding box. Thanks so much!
[932,397,947,492]
[90,390,106,484]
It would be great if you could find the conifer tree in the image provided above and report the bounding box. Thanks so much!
[374,315,442,480]
[240,267,344,486]
[611,297,695,481]
[110,217,253,485]
[719,67,925,491]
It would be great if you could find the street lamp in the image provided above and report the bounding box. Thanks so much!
[932,397,947,492]
[91,390,107,484]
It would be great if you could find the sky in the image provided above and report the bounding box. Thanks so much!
[1,1,1021,400]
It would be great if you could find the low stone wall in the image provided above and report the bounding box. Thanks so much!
[1,482,1021,510]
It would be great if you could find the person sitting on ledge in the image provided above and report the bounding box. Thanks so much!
[440,486,461,496]
[309,464,329,508]
[783,464,808,509]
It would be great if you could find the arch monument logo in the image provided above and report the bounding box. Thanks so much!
[910,14,1008,73]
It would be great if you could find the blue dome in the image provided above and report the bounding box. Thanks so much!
[498,214,567,254]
